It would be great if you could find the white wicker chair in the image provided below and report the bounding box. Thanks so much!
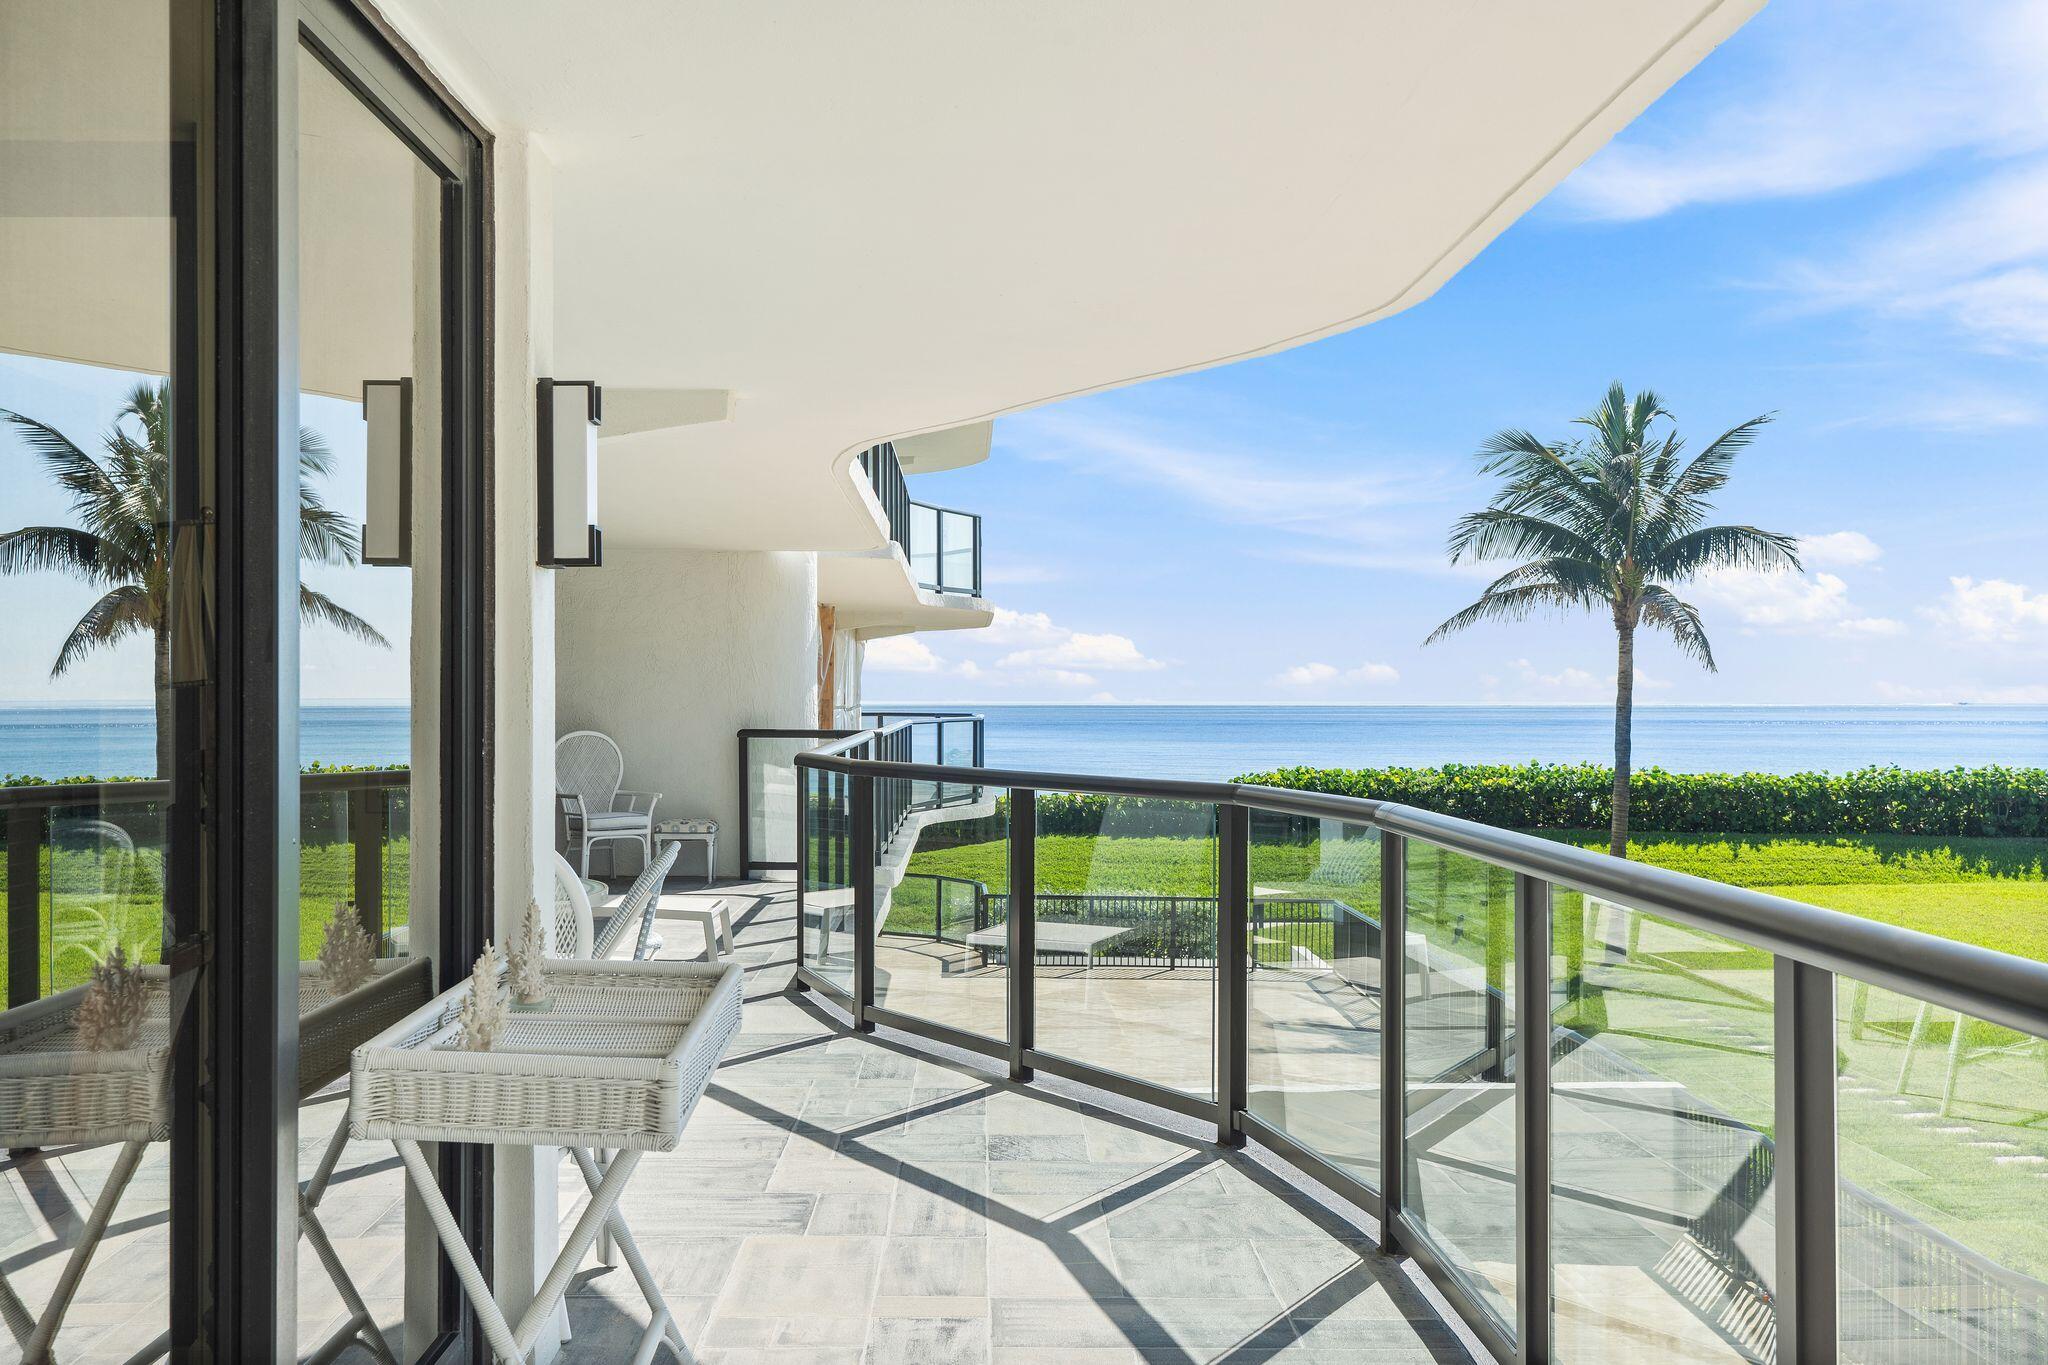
[549,852,595,959]
[591,841,680,962]
[556,730,661,877]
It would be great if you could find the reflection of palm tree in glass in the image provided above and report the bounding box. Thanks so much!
[49,817,137,989]
[1,380,387,775]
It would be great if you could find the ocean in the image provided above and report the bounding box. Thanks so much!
[5,702,2046,782]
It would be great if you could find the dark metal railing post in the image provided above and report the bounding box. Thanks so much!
[1007,788,1037,1082]
[1775,958,1840,1363]
[852,773,876,1032]
[349,783,386,945]
[7,806,40,1005]
[1514,873,1553,1364]
[1217,804,1249,1147]
[1379,829,1407,1255]
[794,766,811,990]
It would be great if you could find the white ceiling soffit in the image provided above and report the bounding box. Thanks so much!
[817,548,995,637]
[893,423,994,476]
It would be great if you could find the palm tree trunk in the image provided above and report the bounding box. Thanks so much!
[153,626,173,780]
[1610,621,1635,858]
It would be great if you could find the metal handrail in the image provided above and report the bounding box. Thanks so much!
[795,747,2048,1049]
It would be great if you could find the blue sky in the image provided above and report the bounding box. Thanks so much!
[4,0,2045,711]
[868,0,2048,707]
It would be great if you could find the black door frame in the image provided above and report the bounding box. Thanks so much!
[166,0,493,1357]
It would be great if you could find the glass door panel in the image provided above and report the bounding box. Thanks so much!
[292,41,446,1361]
[0,4,193,1357]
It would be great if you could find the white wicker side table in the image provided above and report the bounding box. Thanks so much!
[349,958,743,1365]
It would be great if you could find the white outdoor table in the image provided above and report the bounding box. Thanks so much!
[656,898,735,962]
[349,958,742,1365]
[965,921,1132,966]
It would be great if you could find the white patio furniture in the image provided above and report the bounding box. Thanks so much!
[48,817,137,982]
[653,817,719,887]
[550,851,596,959]
[0,957,433,1365]
[591,841,679,963]
[965,920,1131,968]
[556,731,660,878]
[657,899,735,963]
[350,958,743,1365]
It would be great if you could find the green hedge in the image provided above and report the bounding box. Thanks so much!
[1236,763,2048,838]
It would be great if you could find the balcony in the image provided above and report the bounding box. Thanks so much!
[816,445,991,636]
[794,725,2048,1363]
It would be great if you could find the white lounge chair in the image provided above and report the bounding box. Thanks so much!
[556,730,660,877]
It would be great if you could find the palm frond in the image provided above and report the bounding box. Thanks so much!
[300,586,390,647]
[51,585,154,677]
[0,409,119,505]
[1645,523,1802,582]
[299,425,335,478]
[1447,509,1605,566]
[1425,579,1608,645]
[0,526,122,583]
[299,502,363,566]
[1640,585,1717,671]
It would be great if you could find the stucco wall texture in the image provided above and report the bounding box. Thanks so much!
[555,546,821,878]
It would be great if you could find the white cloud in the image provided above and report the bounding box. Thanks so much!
[1276,662,1339,687]
[1798,531,1883,570]
[979,608,1067,647]
[1694,565,1904,639]
[1557,0,2048,220]
[1829,388,2048,434]
[1006,409,1447,552]
[864,636,941,672]
[1924,576,2048,644]
[1776,160,2048,350]
[1274,660,1401,689]
[1000,630,1164,673]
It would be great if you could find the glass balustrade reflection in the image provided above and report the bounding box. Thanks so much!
[802,768,856,995]
[1245,810,1383,1190]
[1548,886,1777,1362]
[875,783,1009,1044]
[1402,838,1518,1336]
[1836,979,2048,1363]
[1032,792,1218,1098]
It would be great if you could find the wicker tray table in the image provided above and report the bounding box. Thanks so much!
[350,958,743,1364]
[0,957,432,1364]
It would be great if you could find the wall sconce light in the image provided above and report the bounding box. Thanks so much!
[361,378,412,567]
[537,378,602,567]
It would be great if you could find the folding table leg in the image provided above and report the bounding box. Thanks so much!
[568,1147,692,1362]
[396,1138,662,1364]
[301,1115,398,1365]
[23,1137,149,1361]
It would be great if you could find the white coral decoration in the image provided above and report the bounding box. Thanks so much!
[318,897,377,995]
[453,942,507,1051]
[510,898,548,1006]
[75,946,150,1052]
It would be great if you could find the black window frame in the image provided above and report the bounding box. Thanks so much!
[165,0,494,1357]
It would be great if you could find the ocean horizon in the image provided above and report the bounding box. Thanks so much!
[4,701,2045,783]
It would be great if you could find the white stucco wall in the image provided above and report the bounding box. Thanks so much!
[555,547,821,877]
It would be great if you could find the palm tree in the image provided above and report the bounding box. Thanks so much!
[1,380,388,777]
[1426,382,1799,857]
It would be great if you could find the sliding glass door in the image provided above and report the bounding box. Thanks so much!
[2,1,487,1358]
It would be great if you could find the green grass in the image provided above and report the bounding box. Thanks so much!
[902,827,2048,964]
[0,838,412,994]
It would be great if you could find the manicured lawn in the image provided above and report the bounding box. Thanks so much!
[905,827,2048,963]
[0,838,411,995]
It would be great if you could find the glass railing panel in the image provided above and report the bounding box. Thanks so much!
[909,501,939,586]
[1836,979,2048,1362]
[745,736,816,876]
[40,792,170,995]
[1245,809,1383,1191]
[300,784,353,962]
[878,785,1009,1044]
[1547,885,1777,1362]
[801,767,855,995]
[940,509,977,593]
[382,782,412,951]
[1402,837,1518,1337]
[1032,792,1218,1098]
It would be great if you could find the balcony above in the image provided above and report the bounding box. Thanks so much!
[820,443,993,635]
